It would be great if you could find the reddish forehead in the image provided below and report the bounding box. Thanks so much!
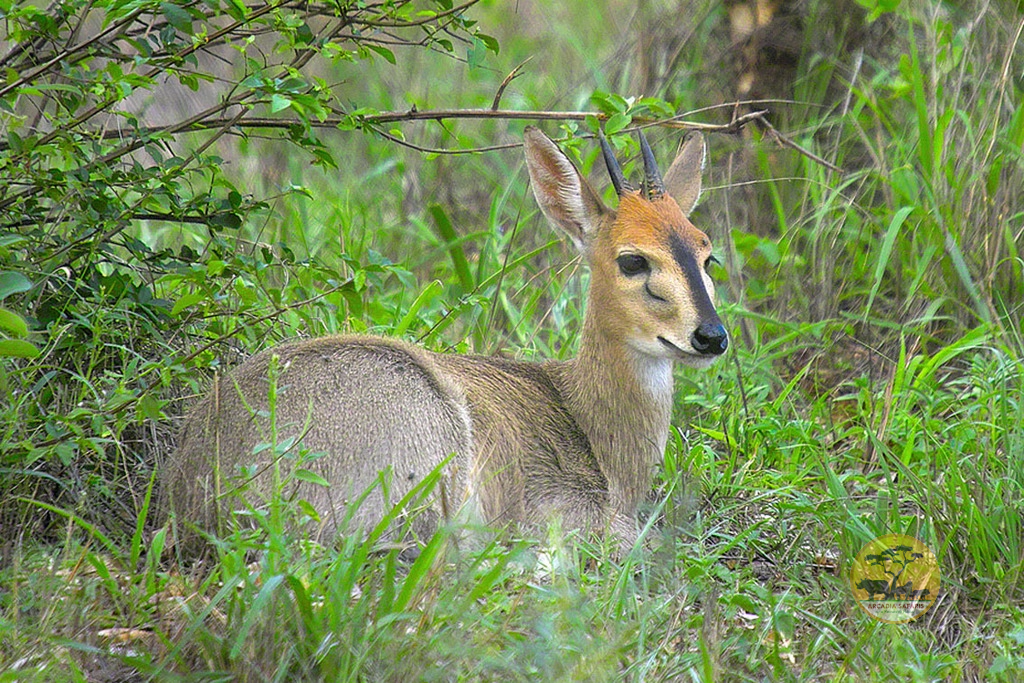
[610,192,707,248]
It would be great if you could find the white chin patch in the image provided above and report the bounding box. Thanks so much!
[679,354,718,370]
[649,335,721,369]
[635,355,673,395]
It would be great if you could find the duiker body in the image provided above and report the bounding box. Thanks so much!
[164,127,728,551]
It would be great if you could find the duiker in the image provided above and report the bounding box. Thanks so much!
[163,127,728,553]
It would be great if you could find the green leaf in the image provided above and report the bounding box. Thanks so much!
[310,147,338,169]
[756,237,781,266]
[604,112,632,135]
[278,77,307,93]
[636,96,674,118]
[293,469,331,487]
[913,326,991,390]
[0,271,31,301]
[209,211,242,229]
[269,93,292,113]
[988,656,1011,676]
[137,393,166,421]
[367,45,397,65]
[294,22,314,45]
[285,574,316,634]
[467,38,486,70]
[160,2,193,34]
[692,425,738,450]
[0,339,40,358]
[729,593,759,613]
[171,291,206,316]
[0,234,27,249]
[854,0,902,21]
[772,609,796,638]
[240,73,267,90]
[224,0,248,20]
[0,308,28,336]
[477,33,500,54]
[590,91,629,115]
[297,499,321,522]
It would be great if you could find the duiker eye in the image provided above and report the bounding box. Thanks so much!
[616,253,650,277]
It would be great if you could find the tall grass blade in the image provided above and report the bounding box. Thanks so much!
[394,279,443,337]
[130,469,157,570]
[908,27,934,180]
[429,204,475,292]
[19,498,121,559]
[913,325,991,391]
[229,573,285,659]
[940,223,992,323]
[393,527,446,613]
[863,205,914,323]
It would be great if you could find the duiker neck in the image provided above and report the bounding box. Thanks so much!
[551,303,674,513]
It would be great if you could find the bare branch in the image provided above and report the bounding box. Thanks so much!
[372,127,521,155]
[491,58,531,111]
[758,117,844,174]
[0,95,841,175]
[353,0,479,28]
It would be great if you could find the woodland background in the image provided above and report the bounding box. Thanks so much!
[1,0,1023,679]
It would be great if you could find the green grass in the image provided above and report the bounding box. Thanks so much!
[2,0,1024,680]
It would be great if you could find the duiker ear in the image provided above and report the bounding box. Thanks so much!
[662,132,706,216]
[523,126,609,252]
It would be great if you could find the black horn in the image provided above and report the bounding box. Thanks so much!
[599,129,632,196]
[637,130,665,200]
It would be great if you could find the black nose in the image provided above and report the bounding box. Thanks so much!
[691,322,728,356]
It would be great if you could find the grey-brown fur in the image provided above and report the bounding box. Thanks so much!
[165,336,474,551]
[163,127,725,554]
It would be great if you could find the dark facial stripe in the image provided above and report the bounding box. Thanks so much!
[667,231,721,324]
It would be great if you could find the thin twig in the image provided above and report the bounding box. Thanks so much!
[355,0,479,28]
[491,58,531,110]
[371,127,521,155]
[759,117,845,174]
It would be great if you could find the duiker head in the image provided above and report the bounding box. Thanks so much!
[523,126,728,368]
